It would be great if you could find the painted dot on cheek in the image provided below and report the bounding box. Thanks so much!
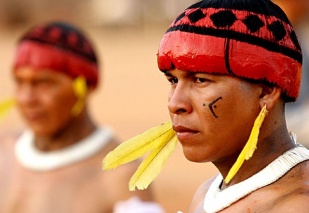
[203,103,206,106]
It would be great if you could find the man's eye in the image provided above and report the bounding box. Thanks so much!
[195,77,207,83]
[168,77,178,84]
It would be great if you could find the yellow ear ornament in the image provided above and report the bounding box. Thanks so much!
[225,105,268,184]
[71,77,87,116]
[0,98,16,120]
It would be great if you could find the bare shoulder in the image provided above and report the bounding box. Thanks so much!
[0,129,21,152]
[283,160,309,185]
[266,160,309,212]
[274,192,309,212]
[0,129,20,141]
[189,175,218,213]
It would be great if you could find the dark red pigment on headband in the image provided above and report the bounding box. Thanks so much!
[14,41,99,87]
[13,22,99,87]
[157,6,302,101]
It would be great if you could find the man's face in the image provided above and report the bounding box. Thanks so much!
[14,67,77,137]
[165,69,262,163]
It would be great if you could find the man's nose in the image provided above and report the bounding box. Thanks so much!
[168,85,192,115]
[15,85,37,106]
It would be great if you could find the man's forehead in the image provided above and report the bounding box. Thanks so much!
[14,66,69,79]
[165,69,221,77]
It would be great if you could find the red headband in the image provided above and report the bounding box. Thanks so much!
[157,6,302,102]
[13,41,98,87]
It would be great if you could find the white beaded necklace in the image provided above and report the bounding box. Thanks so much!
[15,127,113,171]
[204,143,309,213]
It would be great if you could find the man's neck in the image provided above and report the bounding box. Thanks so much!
[34,114,96,152]
[217,123,296,189]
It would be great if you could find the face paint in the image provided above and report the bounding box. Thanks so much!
[209,97,222,118]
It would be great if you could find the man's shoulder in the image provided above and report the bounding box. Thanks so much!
[251,160,309,211]
[0,129,21,148]
[265,177,309,212]
[262,160,309,193]
[0,129,21,169]
[286,160,309,182]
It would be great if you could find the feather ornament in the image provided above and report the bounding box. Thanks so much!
[102,121,177,190]
[225,105,268,184]
[71,77,87,116]
[0,98,15,119]
[129,133,177,191]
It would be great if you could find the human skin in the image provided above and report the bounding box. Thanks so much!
[3,66,157,212]
[189,161,309,213]
[13,67,95,151]
[165,69,309,212]
[165,69,262,164]
[0,134,156,213]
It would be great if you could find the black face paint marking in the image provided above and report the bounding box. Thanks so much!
[209,97,222,118]
[203,103,206,106]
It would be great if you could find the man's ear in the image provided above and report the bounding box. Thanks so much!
[87,85,96,94]
[259,85,282,110]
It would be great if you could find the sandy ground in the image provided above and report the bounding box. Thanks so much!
[0,25,218,213]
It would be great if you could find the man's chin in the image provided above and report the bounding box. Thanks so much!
[182,146,205,163]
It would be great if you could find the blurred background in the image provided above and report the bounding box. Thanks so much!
[0,0,218,212]
[0,0,308,212]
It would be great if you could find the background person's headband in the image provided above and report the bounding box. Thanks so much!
[13,21,99,87]
[157,0,302,102]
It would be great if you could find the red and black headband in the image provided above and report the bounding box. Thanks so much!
[157,0,302,102]
[13,22,99,87]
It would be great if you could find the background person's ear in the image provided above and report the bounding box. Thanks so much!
[259,86,282,110]
[86,85,96,94]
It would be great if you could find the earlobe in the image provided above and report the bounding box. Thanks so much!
[87,86,95,94]
[259,86,282,110]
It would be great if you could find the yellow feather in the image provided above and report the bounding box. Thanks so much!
[129,131,177,191]
[71,77,87,116]
[0,98,15,119]
[225,105,268,184]
[102,121,175,170]
[72,76,87,97]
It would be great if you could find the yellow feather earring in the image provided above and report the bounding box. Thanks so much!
[102,121,177,191]
[0,98,16,120]
[225,105,268,184]
[71,77,87,116]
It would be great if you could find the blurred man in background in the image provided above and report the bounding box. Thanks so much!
[0,21,164,213]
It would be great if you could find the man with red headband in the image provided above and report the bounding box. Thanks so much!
[159,0,309,212]
[103,0,309,212]
[0,22,164,213]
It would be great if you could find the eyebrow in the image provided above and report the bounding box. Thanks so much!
[164,71,209,78]
[164,71,173,77]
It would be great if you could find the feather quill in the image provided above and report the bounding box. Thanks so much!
[225,105,268,184]
[102,121,177,190]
